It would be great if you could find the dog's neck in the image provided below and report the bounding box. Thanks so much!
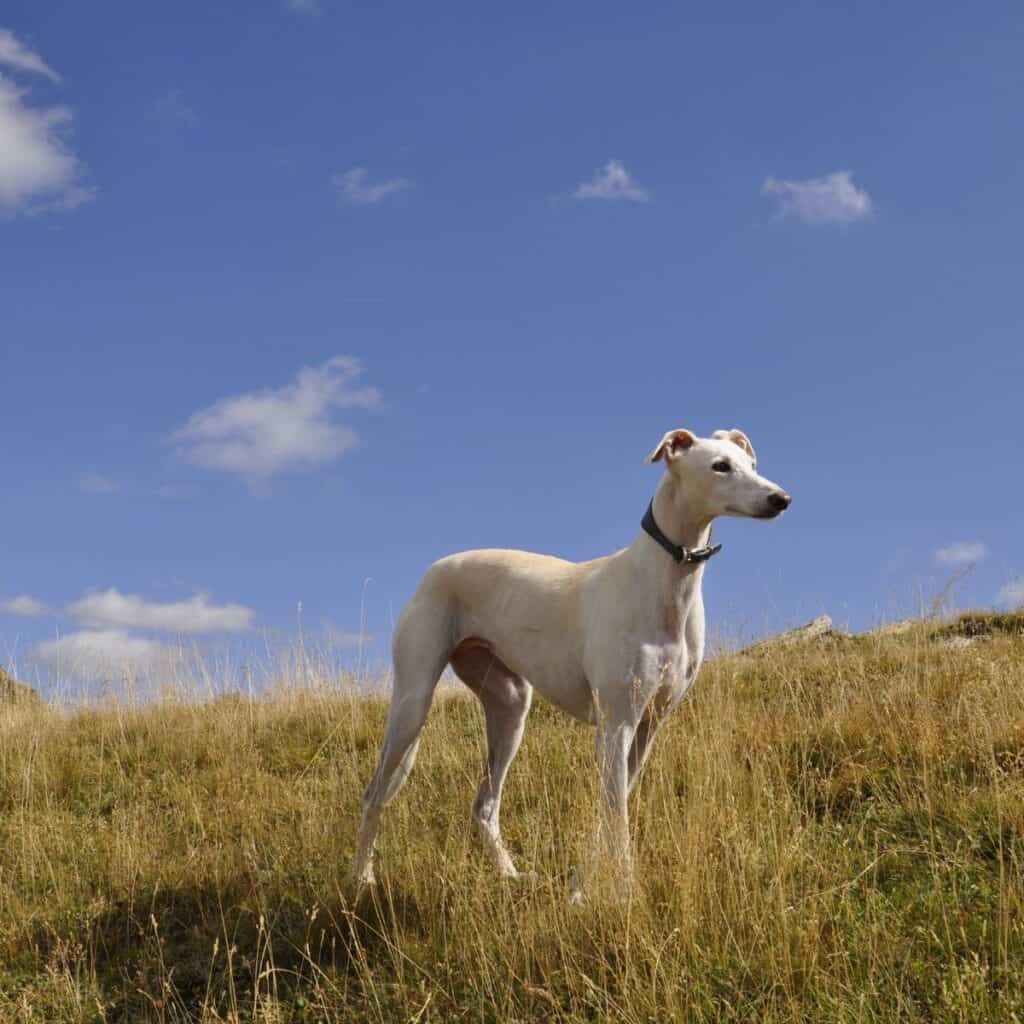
[627,474,714,635]
[648,473,714,554]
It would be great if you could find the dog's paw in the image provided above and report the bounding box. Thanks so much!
[567,868,586,906]
[354,868,377,892]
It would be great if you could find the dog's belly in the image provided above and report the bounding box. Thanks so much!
[499,644,595,723]
[453,629,594,724]
[522,660,595,723]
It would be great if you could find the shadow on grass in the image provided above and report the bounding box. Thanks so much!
[20,875,431,1022]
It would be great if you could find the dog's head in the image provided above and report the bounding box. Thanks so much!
[646,428,791,520]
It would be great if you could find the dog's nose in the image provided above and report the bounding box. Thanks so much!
[768,491,791,512]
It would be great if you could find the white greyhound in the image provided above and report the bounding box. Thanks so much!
[353,427,791,893]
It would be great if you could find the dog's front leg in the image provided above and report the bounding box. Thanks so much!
[569,718,634,905]
[568,718,635,904]
[596,721,633,867]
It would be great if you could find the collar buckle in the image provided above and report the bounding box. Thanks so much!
[641,500,722,566]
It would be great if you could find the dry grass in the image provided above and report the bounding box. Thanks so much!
[2,616,1024,1022]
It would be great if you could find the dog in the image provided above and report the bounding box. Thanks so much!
[353,427,791,895]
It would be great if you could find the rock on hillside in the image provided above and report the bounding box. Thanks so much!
[744,610,1024,655]
[745,614,851,652]
[0,667,41,705]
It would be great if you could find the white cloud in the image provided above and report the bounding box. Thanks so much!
[0,28,59,81]
[996,580,1024,608]
[935,541,988,567]
[172,355,380,482]
[761,170,872,225]
[148,88,195,127]
[572,160,651,203]
[0,594,49,616]
[68,589,254,634]
[0,29,94,216]
[78,471,121,494]
[324,625,368,648]
[333,167,412,206]
[35,629,175,679]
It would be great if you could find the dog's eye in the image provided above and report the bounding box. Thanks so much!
[711,460,732,473]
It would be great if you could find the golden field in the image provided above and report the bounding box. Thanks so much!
[2,613,1023,1022]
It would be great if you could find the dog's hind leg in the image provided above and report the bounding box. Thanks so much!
[353,598,451,888]
[451,640,533,878]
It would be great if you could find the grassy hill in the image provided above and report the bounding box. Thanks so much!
[2,614,1023,1022]
[0,667,39,707]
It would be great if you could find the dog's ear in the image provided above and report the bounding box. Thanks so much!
[713,428,757,466]
[646,429,696,464]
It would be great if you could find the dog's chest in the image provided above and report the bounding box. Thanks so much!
[636,639,700,699]
[658,574,702,636]
[661,592,687,636]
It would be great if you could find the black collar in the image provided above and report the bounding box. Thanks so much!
[641,500,722,565]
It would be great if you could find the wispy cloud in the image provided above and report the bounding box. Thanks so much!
[287,0,320,12]
[333,167,412,206]
[323,624,369,648]
[572,160,651,203]
[153,482,197,500]
[0,28,95,216]
[996,580,1024,608]
[78,471,122,495]
[935,541,988,567]
[35,629,177,679]
[68,589,253,633]
[0,28,59,82]
[172,356,380,483]
[0,594,49,616]
[761,170,872,225]
[147,88,195,128]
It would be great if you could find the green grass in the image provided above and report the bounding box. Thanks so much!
[2,620,1024,1022]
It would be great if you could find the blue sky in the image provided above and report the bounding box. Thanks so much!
[2,1,1022,692]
